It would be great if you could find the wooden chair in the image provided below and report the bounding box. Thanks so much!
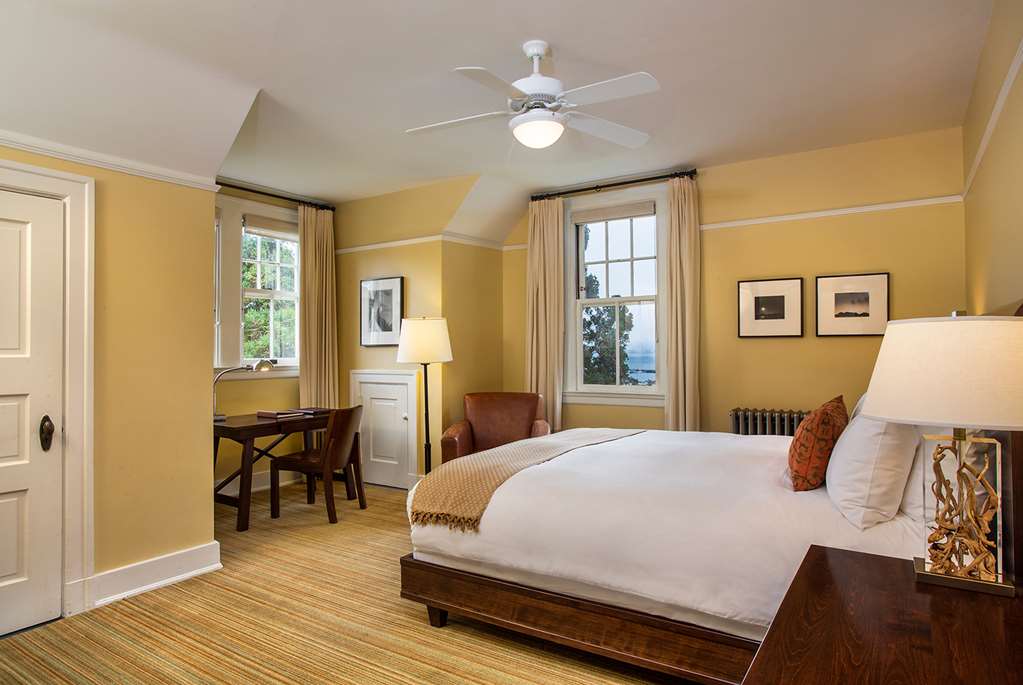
[270,406,367,523]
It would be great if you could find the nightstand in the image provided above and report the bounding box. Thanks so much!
[743,545,1023,684]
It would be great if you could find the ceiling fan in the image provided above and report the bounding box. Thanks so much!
[405,40,659,150]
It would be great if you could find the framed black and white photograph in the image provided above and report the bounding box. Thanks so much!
[816,272,889,336]
[360,276,404,346]
[737,277,803,338]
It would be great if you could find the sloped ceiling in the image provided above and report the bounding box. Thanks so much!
[0,1,992,238]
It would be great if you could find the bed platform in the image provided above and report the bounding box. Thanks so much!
[400,553,759,684]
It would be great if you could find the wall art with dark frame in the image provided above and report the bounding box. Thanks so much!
[360,276,405,346]
[737,277,803,338]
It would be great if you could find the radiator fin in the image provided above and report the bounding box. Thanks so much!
[729,408,809,436]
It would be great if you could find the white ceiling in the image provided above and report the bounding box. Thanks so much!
[2,1,991,240]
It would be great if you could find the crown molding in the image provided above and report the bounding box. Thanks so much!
[503,243,527,252]
[699,194,963,231]
[335,232,504,255]
[0,128,219,192]
[963,35,1023,197]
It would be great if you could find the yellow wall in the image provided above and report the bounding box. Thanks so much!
[500,128,967,432]
[335,176,477,249]
[501,248,527,392]
[962,0,1023,315]
[441,241,504,426]
[0,144,215,573]
[213,378,302,480]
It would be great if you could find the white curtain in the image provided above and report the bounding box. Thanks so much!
[525,197,565,431]
[298,205,339,409]
[664,176,701,430]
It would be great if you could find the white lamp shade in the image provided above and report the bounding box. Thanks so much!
[510,110,565,149]
[861,316,1023,430]
[396,317,453,364]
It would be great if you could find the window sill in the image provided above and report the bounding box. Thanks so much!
[213,366,299,381]
[562,390,664,408]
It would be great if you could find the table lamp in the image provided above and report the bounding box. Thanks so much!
[213,358,276,421]
[396,317,453,474]
[862,316,1023,595]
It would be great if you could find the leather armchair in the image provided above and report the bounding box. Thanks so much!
[441,392,550,463]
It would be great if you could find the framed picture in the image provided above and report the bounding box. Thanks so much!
[737,278,803,338]
[360,276,404,346]
[816,272,889,336]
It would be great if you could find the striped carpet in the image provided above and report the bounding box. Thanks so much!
[0,483,677,684]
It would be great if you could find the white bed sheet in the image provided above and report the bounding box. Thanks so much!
[408,429,922,640]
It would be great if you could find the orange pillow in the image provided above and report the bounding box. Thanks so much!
[788,396,848,491]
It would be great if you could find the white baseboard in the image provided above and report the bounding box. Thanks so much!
[91,541,222,607]
[215,469,302,497]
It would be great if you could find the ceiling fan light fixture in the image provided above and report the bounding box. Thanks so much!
[510,109,565,149]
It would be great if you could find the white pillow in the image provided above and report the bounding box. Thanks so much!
[899,440,925,522]
[851,393,866,419]
[826,415,920,529]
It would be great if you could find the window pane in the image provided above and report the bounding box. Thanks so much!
[273,299,296,358]
[620,301,656,386]
[584,264,606,298]
[608,261,631,297]
[242,297,270,359]
[241,261,257,288]
[634,258,656,296]
[582,305,617,385]
[241,233,258,260]
[279,265,296,292]
[607,219,630,260]
[633,216,656,258]
[260,263,278,290]
[260,236,277,262]
[582,223,605,262]
[280,240,297,265]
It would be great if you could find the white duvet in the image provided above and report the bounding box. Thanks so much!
[408,429,921,640]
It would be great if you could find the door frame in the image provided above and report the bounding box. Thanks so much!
[0,159,95,617]
[349,369,419,489]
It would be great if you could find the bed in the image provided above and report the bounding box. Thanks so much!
[402,429,922,683]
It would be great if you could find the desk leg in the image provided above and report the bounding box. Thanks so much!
[237,438,254,532]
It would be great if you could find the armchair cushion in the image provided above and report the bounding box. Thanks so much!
[465,392,547,452]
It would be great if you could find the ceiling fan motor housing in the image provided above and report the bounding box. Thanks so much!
[511,74,564,112]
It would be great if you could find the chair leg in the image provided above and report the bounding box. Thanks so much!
[344,468,357,500]
[351,457,367,510]
[270,465,280,519]
[323,471,338,524]
[306,473,316,504]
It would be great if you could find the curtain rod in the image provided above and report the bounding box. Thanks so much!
[216,177,335,211]
[530,168,697,202]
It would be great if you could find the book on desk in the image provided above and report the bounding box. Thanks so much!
[256,408,333,420]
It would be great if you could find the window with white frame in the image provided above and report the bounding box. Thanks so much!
[241,229,299,364]
[576,213,658,390]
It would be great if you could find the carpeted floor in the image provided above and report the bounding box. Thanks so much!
[0,483,676,684]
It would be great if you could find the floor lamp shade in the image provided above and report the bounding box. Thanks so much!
[396,317,453,364]
[861,317,1023,430]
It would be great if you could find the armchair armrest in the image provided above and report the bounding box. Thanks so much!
[441,420,475,463]
[530,419,551,438]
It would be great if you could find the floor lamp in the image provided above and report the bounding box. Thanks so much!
[396,317,453,474]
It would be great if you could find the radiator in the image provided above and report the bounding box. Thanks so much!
[729,407,809,436]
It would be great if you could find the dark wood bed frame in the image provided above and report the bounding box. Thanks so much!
[402,307,1023,683]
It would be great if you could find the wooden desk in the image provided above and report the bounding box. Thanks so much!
[214,413,329,531]
[743,545,1023,684]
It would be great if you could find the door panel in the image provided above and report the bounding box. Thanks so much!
[355,381,410,488]
[0,189,63,635]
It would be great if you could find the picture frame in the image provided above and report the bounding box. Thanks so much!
[737,277,803,338]
[360,276,404,346]
[816,272,889,336]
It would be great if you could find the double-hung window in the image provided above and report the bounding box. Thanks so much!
[241,228,299,364]
[564,191,666,405]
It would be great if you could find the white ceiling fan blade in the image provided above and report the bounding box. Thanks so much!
[566,112,650,148]
[454,67,527,99]
[405,111,508,134]
[560,72,659,106]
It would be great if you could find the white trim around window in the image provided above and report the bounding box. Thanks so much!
[562,183,669,408]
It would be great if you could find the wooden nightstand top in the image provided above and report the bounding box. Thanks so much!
[743,545,1023,685]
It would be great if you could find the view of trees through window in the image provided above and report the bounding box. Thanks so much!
[579,217,656,387]
[241,231,298,361]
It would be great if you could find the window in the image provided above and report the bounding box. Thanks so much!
[577,214,658,390]
[241,230,299,364]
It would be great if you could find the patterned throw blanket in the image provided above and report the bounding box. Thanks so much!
[410,428,644,532]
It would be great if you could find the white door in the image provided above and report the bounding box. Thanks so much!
[0,189,64,635]
[355,381,411,488]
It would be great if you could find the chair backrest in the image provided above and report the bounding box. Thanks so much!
[320,406,363,473]
[464,392,544,452]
